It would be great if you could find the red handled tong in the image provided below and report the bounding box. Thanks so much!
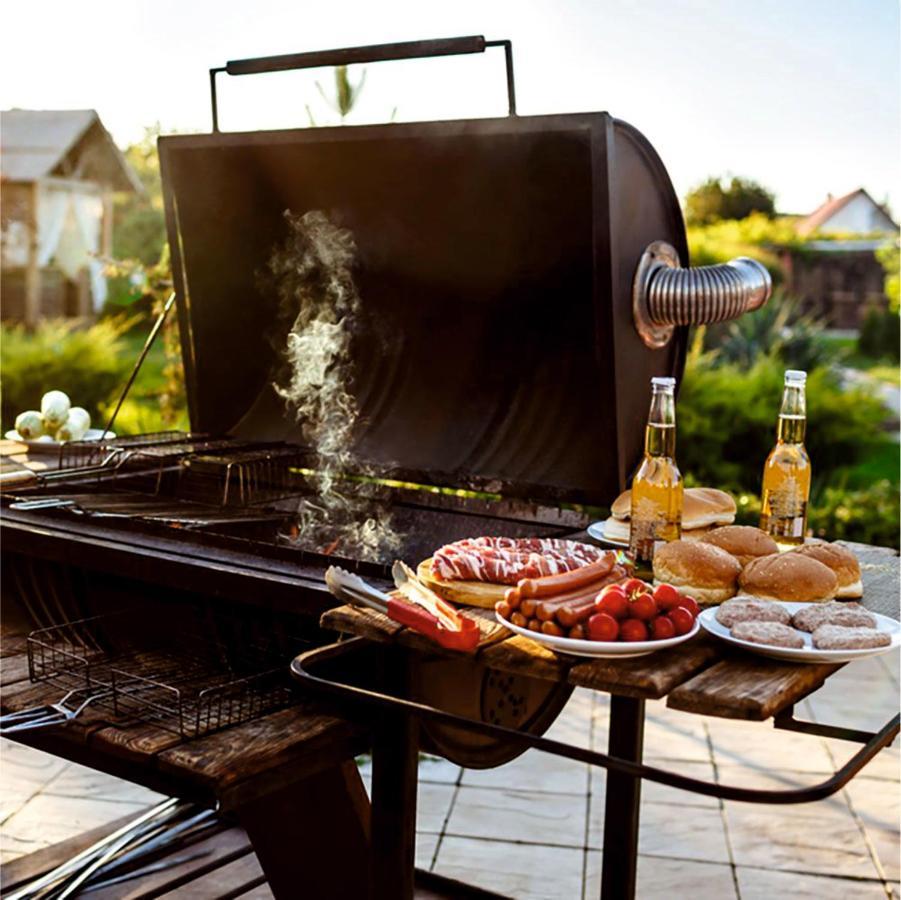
[324,565,480,653]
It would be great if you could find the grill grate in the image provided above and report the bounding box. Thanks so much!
[27,609,304,738]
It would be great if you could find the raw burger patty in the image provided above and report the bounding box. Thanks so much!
[716,596,790,628]
[811,624,890,650]
[792,601,876,633]
[731,621,805,648]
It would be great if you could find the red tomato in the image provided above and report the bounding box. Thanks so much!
[652,583,681,612]
[595,590,630,620]
[649,615,676,640]
[620,618,649,642]
[669,606,694,635]
[677,596,701,618]
[587,612,620,642]
[629,593,658,621]
[623,577,649,598]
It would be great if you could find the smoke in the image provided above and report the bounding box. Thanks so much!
[267,210,403,562]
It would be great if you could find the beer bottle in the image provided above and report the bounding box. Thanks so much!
[760,369,811,546]
[629,377,684,567]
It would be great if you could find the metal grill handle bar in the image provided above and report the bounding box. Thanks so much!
[632,241,773,348]
[209,36,516,131]
[292,638,899,805]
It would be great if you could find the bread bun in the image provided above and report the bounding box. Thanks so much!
[789,543,862,599]
[610,487,736,531]
[699,526,779,567]
[652,540,742,606]
[603,517,720,545]
[739,553,837,603]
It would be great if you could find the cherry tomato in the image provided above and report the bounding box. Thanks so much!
[669,606,694,635]
[623,577,649,598]
[677,596,701,618]
[629,593,658,621]
[587,612,619,642]
[595,590,630,620]
[652,583,681,612]
[620,618,649,642]
[649,615,676,640]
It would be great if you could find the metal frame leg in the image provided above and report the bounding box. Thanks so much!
[600,695,645,900]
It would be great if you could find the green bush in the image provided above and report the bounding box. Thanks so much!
[857,307,900,362]
[1,318,132,431]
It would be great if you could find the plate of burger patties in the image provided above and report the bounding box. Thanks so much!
[665,529,901,663]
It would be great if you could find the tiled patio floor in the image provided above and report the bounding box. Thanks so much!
[2,654,898,898]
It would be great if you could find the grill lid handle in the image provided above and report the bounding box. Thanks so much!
[210,36,516,131]
[632,241,773,349]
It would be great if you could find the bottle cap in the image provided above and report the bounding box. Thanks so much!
[651,376,676,390]
[784,370,807,384]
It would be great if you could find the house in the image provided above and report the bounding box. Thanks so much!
[1,109,141,325]
[797,187,897,237]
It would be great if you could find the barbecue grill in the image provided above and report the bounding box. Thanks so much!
[1,37,773,761]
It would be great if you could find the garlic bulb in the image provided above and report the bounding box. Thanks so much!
[41,390,71,429]
[56,407,91,443]
[15,410,44,440]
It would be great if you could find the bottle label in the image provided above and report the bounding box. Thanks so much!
[769,477,805,519]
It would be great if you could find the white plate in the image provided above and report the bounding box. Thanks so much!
[4,428,114,452]
[698,602,901,663]
[587,519,629,548]
[496,609,700,659]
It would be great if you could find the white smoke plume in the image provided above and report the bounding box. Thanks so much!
[268,210,402,562]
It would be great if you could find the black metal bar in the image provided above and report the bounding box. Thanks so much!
[485,39,517,115]
[773,705,886,745]
[601,696,644,900]
[209,67,225,132]
[370,647,418,900]
[291,639,901,805]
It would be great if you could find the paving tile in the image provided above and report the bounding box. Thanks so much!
[0,739,67,790]
[1,793,149,850]
[460,747,589,795]
[418,755,462,785]
[0,784,40,826]
[735,866,886,898]
[891,880,900,899]
[584,851,737,899]
[707,717,835,773]
[417,783,455,834]
[592,699,710,762]
[41,763,164,806]
[843,776,901,880]
[434,835,583,900]
[415,831,439,871]
[823,741,899,782]
[446,785,585,847]
[545,687,594,747]
[634,802,731,863]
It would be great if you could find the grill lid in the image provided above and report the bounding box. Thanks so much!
[159,112,686,507]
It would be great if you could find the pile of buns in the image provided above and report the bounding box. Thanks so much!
[651,526,862,606]
[605,488,736,544]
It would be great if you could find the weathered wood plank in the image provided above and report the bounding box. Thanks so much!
[0,651,32,687]
[477,633,571,681]
[666,655,841,720]
[568,635,721,699]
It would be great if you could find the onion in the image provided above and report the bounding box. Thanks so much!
[56,408,90,443]
[41,390,71,429]
[15,410,44,440]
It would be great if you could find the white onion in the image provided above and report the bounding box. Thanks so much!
[41,390,71,429]
[55,408,90,443]
[15,410,44,440]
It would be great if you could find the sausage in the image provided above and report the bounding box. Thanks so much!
[519,595,541,618]
[568,624,587,640]
[540,620,565,637]
[535,583,608,621]
[495,599,512,619]
[505,587,522,610]
[518,553,616,598]
[555,567,627,628]
[527,618,542,632]
[510,611,529,628]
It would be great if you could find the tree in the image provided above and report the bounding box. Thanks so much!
[684,176,776,226]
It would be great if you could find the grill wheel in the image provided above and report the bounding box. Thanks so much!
[410,655,572,768]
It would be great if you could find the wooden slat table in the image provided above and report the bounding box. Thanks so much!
[315,542,899,900]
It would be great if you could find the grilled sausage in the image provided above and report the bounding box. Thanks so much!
[555,567,627,628]
[518,553,616,598]
[505,587,522,610]
[540,620,565,637]
[568,624,587,640]
[535,584,607,621]
[495,599,512,619]
[527,618,542,632]
[510,611,529,628]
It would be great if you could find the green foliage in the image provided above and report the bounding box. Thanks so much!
[307,66,366,125]
[1,319,133,430]
[876,240,900,314]
[703,291,833,371]
[858,307,900,362]
[684,176,776,226]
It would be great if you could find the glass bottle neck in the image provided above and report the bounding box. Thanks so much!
[777,384,806,444]
[645,389,676,457]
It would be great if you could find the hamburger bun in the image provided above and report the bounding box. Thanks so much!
[789,543,862,599]
[602,517,723,545]
[609,487,736,532]
[652,540,742,606]
[699,526,779,567]
[739,553,837,603]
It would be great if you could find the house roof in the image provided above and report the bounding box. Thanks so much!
[1,108,141,193]
[797,187,896,235]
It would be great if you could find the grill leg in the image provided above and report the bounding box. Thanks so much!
[371,648,419,900]
[599,695,645,900]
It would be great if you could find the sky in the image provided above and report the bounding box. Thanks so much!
[1,0,898,215]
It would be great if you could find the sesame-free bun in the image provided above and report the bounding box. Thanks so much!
[652,540,742,606]
[739,553,837,603]
[789,543,862,599]
[610,487,736,531]
[699,526,779,567]
[603,517,722,545]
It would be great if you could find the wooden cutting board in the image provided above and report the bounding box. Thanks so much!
[416,557,507,609]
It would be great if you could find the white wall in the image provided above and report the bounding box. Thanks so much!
[820,193,896,234]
